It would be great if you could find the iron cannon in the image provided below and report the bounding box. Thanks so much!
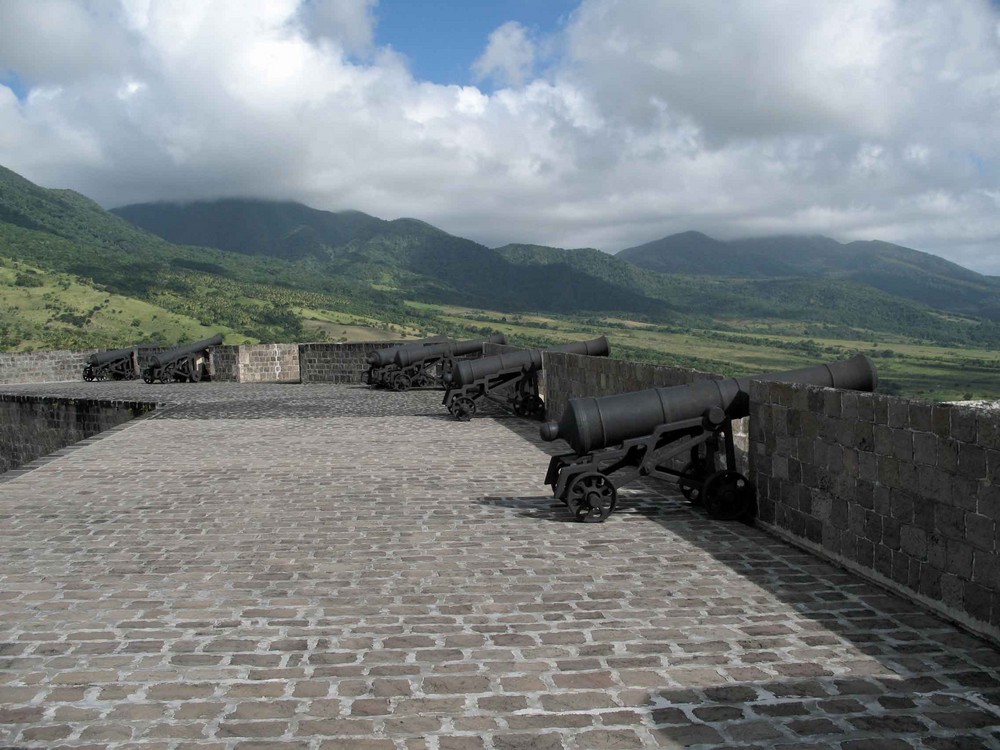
[541,354,877,523]
[83,347,140,381]
[141,334,223,384]
[385,333,508,392]
[442,336,610,421]
[364,335,450,388]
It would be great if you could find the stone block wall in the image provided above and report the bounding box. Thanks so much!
[0,395,156,474]
[212,344,300,383]
[0,350,97,385]
[750,380,1000,643]
[299,342,399,384]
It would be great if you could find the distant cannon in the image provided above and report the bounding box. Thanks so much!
[442,337,610,421]
[541,354,877,523]
[83,347,140,381]
[387,333,508,392]
[141,334,223,384]
[364,335,450,388]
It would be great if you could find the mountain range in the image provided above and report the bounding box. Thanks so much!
[1,162,998,353]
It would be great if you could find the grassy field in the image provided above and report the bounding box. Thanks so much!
[0,259,251,350]
[406,301,1000,403]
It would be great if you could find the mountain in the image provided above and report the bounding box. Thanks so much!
[617,232,1000,320]
[113,199,670,317]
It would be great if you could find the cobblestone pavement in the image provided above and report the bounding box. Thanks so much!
[1,383,999,749]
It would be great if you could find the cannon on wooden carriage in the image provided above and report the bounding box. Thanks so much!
[540,354,878,523]
[389,333,508,392]
[83,347,140,381]
[141,334,223,384]
[365,335,450,388]
[442,337,610,421]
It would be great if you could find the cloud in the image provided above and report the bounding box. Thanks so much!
[472,21,536,87]
[0,0,998,273]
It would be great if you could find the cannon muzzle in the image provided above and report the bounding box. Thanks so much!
[449,336,609,389]
[366,335,450,367]
[542,354,877,454]
[395,333,508,368]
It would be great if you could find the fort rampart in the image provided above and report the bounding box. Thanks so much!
[0,342,996,644]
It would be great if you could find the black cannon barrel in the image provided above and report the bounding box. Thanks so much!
[366,335,451,367]
[150,334,224,368]
[87,347,136,366]
[394,333,508,369]
[541,354,877,454]
[448,336,609,389]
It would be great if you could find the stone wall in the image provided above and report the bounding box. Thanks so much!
[750,380,1000,643]
[0,395,156,474]
[0,349,97,385]
[299,342,399,384]
[212,344,300,383]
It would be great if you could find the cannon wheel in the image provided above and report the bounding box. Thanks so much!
[142,368,156,384]
[702,470,755,521]
[83,367,95,382]
[565,472,617,523]
[452,395,477,421]
[678,461,705,504]
[188,356,203,383]
[159,365,174,384]
[520,395,544,420]
[392,374,411,392]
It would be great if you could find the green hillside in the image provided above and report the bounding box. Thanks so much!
[617,231,1000,320]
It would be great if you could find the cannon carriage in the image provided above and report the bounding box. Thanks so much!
[541,354,878,523]
[389,333,508,392]
[141,334,223,384]
[442,337,610,421]
[364,335,450,389]
[83,347,141,381]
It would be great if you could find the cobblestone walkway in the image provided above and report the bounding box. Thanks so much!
[1,383,999,749]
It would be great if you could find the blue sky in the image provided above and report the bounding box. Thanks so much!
[374,0,579,86]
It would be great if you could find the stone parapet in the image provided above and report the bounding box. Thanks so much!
[750,380,1000,645]
[298,341,400,384]
[0,394,155,474]
[212,344,300,383]
[0,349,97,385]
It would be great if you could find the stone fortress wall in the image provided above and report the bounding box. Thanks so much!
[1,340,997,644]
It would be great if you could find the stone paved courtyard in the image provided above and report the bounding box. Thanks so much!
[1,382,999,749]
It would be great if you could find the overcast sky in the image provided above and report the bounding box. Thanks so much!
[1,0,998,273]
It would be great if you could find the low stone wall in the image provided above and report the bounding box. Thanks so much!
[0,349,97,385]
[750,380,1000,644]
[0,395,156,474]
[299,342,399,384]
[212,344,300,383]
[541,351,749,472]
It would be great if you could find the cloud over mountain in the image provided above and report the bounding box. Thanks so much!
[0,0,997,271]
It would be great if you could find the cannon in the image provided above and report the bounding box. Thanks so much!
[364,335,451,388]
[442,337,610,421]
[540,354,877,523]
[388,333,508,392]
[141,334,223,384]
[83,347,140,381]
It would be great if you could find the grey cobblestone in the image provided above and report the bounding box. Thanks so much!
[0,383,998,748]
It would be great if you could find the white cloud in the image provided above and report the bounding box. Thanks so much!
[472,21,536,88]
[0,0,998,273]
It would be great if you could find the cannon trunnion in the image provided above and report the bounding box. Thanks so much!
[141,334,223,384]
[541,354,878,523]
[442,337,610,421]
[83,347,141,381]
